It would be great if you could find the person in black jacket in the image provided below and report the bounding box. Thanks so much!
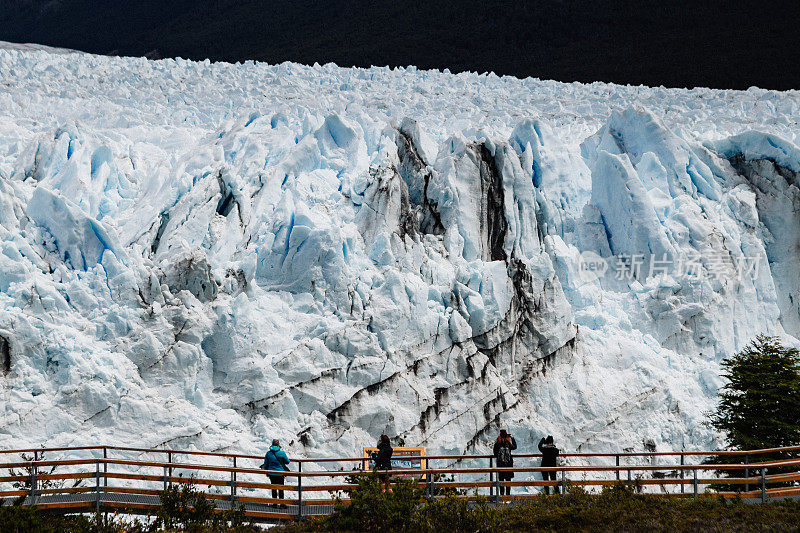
[373,434,393,493]
[538,435,560,494]
[493,429,517,496]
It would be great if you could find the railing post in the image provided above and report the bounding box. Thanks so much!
[297,461,303,520]
[615,455,620,481]
[29,453,38,505]
[168,452,173,488]
[493,466,501,503]
[426,459,434,498]
[744,455,749,493]
[560,468,566,495]
[680,454,685,494]
[489,457,494,499]
[760,468,767,503]
[103,447,108,488]
[95,460,101,514]
[230,456,237,507]
[692,468,698,497]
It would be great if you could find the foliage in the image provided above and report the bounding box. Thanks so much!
[428,472,465,496]
[153,481,218,530]
[301,473,426,531]
[5,478,800,532]
[411,493,496,532]
[0,501,121,533]
[0,481,258,533]
[151,479,252,532]
[9,450,83,492]
[707,335,800,451]
[704,335,800,486]
[281,482,800,532]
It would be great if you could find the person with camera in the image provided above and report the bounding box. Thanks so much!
[493,429,517,496]
[538,435,560,494]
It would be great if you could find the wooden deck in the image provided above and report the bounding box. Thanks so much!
[2,444,799,522]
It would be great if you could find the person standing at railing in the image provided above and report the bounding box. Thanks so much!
[493,429,517,496]
[373,434,394,493]
[538,435,560,495]
[261,439,291,501]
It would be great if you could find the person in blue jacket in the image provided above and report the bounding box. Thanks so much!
[262,439,291,500]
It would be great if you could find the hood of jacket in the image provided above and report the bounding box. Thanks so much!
[269,445,282,452]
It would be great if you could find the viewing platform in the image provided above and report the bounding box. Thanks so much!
[2,444,800,522]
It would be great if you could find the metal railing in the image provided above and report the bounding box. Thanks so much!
[1,444,799,521]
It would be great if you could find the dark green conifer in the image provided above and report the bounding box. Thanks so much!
[705,335,800,488]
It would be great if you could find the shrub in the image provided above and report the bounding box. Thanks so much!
[0,482,263,533]
[281,481,800,532]
[411,493,496,532]
[152,480,252,532]
[9,450,83,492]
[291,473,425,532]
[154,482,218,530]
[0,499,95,533]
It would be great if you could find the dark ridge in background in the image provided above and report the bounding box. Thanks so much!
[1,0,799,90]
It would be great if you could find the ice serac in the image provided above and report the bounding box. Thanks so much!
[1,45,799,463]
[582,108,720,201]
[708,132,800,338]
[395,119,445,237]
[588,150,675,260]
[26,186,126,271]
[428,135,509,262]
[509,118,591,240]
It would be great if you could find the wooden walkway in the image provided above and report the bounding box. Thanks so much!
[2,444,800,522]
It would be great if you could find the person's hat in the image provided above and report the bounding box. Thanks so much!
[272,439,280,446]
[499,429,508,437]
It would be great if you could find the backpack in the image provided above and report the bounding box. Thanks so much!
[497,445,512,467]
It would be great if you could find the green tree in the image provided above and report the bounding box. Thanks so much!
[705,335,800,487]
[709,335,800,450]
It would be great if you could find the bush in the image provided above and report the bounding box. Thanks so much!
[411,493,496,532]
[7,476,800,532]
[9,450,83,492]
[0,482,258,533]
[0,499,105,533]
[154,482,218,530]
[152,480,253,532]
[281,482,800,532]
[286,473,425,532]
[334,474,425,532]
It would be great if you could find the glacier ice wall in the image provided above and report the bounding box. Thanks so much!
[1,44,800,459]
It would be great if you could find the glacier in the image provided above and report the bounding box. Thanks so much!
[1,43,800,463]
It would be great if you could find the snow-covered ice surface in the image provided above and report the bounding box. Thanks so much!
[2,42,800,462]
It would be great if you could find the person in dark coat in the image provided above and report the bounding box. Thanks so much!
[373,434,393,493]
[262,439,291,500]
[538,435,560,494]
[493,429,517,496]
